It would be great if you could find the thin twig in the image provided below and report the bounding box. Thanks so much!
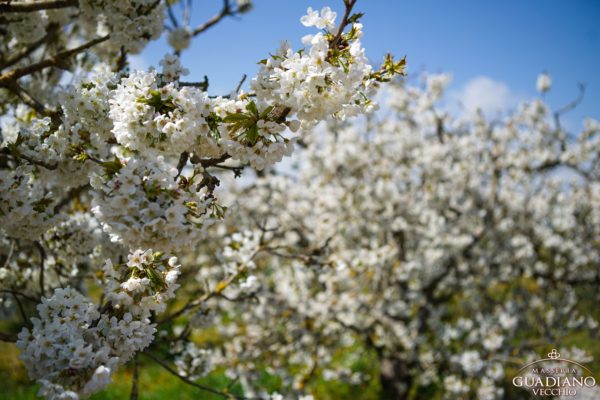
[18,153,58,170]
[166,0,179,28]
[533,159,591,180]
[554,83,586,133]
[235,74,247,94]
[329,0,358,51]
[2,145,59,170]
[263,247,312,263]
[14,291,29,325]
[35,242,46,298]
[192,0,233,36]
[212,163,244,178]
[180,81,207,88]
[184,0,192,26]
[555,83,586,117]
[227,376,240,390]
[2,240,15,270]
[130,354,139,400]
[158,262,248,325]
[143,352,240,399]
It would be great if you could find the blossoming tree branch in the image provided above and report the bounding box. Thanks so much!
[2,1,599,400]
[0,0,405,398]
[208,73,599,399]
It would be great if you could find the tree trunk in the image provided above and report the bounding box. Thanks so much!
[379,357,412,400]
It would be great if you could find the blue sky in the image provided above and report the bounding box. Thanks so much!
[139,0,600,130]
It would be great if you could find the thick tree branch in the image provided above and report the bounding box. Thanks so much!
[0,23,60,71]
[0,331,17,342]
[0,0,77,13]
[180,75,209,91]
[0,35,109,84]
[190,153,231,167]
[533,159,591,180]
[0,289,37,303]
[4,80,56,117]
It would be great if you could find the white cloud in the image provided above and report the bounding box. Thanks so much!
[449,76,521,118]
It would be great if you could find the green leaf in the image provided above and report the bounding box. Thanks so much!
[137,90,177,115]
[245,100,259,118]
[101,159,123,176]
[348,12,364,24]
[246,125,259,144]
[260,105,274,120]
[205,112,222,138]
[145,265,167,291]
[223,113,252,124]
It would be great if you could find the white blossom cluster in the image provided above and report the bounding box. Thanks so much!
[173,341,213,380]
[167,27,193,52]
[60,64,118,156]
[183,74,600,398]
[16,288,111,399]
[46,214,128,286]
[5,115,97,189]
[0,240,38,303]
[220,230,261,274]
[0,2,406,398]
[2,7,71,53]
[536,72,552,93]
[2,0,164,68]
[0,164,59,240]
[109,61,298,170]
[109,69,203,156]
[159,54,190,83]
[44,212,115,266]
[252,7,378,127]
[16,250,180,399]
[103,249,181,317]
[89,3,394,250]
[79,0,165,54]
[90,155,216,252]
[1,4,395,251]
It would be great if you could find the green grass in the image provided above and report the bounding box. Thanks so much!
[0,342,244,400]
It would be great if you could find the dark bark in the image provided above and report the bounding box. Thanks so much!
[379,357,412,400]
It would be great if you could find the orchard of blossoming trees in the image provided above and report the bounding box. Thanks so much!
[0,0,598,399]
